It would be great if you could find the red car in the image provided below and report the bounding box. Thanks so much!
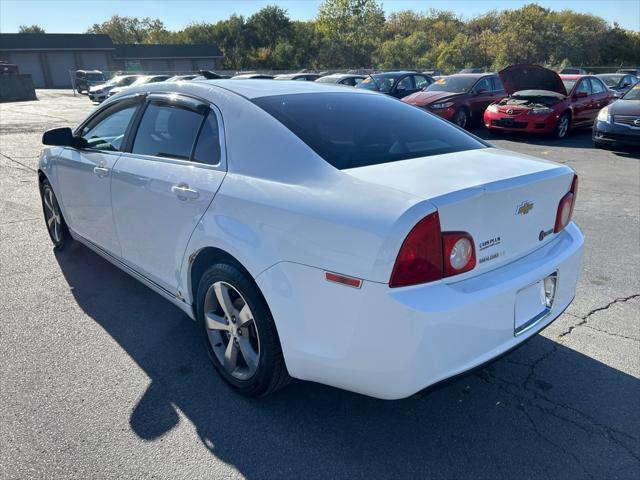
[484,64,615,138]
[402,73,505,129]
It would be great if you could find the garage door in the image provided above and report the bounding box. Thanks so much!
[47,52,77,87]
[142,59,169,73]
[173,59,193,73]
[195,59,215,70]
[79,52,109,72]
[8,52,45,87]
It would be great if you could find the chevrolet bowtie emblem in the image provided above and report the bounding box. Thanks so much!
[516,201,534,215]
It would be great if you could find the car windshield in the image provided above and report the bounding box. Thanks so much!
[252,93,486,170]
[425,76,477,93]
[623,84,640,100]
[562,79,577,92]
[598,75,623,87]
[357,74,401,93]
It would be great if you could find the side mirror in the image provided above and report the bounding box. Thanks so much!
[473,88,488,96]
[395,85,407,92]
[621,82,631,88]
[574,91,588,99]
[42,127,88,148]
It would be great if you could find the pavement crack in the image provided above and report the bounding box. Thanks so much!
[0,152,37,173]
[558,294,640,338]
[583,324,639,343]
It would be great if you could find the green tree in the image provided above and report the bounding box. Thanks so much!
[316,0,385,67]
[18,25,45,33]
[86,15,170,44]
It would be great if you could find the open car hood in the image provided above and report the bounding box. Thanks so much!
[499,64,567,96]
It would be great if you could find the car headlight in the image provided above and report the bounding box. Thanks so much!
[597,106,609,122]
[529,107,553,115]
[486,104,499,113]
[430,101,454,109]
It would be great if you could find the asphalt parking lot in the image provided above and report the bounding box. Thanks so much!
[1,90,639,479]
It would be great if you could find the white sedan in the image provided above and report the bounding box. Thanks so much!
[38,80,584,399]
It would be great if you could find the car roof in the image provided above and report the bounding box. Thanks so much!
[321,73,364,79]
[559,74,585,79]
[450,73,495,78]
[189,79,377,99]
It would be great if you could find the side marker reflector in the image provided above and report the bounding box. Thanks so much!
[325,271,363,289]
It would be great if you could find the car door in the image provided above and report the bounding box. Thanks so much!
[55,96,142,256]
[588,77,612,119]
[468,77,494,117]
[570,79,593,126]
[111,94,226,294]
[391,75,415,98]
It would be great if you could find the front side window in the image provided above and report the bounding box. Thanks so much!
[80,103,138,151]
[474,78,491,93]
[575,79,591,95]
[491,77,504,91]
[132,102,205,159]
[396,76,414,91]
[253,93,486,170]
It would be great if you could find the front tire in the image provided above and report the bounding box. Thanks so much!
[554,112,570,139]
[452,109,469,129]
[196,262,290,397]
[40,179,70,250]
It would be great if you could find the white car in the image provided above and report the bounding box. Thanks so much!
[38,80,584,399]
[88,75,141,103]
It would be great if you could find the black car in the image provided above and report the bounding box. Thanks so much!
[74,70,106,94]
[597,73,638,96]
[356,71,434,98]
[593,84,640,149]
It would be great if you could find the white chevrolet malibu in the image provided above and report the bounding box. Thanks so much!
[38,80,583,399]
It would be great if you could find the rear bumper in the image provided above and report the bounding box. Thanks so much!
[593,120,640,146]
[484,111,557,133]
[257,223,584,399]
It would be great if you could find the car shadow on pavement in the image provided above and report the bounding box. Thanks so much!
[55,243,640,479]
[472,127,594,149]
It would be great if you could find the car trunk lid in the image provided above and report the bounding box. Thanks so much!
[344,148,575,277]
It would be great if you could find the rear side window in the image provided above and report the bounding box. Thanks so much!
[492,77,504,91]
[132,102,205,159]
[589,78,606,94]
[252,93,486,170]
[192,111,222,165]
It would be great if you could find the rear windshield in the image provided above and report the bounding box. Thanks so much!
[252,93,486,170]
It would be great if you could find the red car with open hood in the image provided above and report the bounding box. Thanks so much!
[484,64,615,138]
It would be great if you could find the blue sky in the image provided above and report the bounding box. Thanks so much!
[1,0,639,32]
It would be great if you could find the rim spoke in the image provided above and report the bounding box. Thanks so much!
[53,221,60,242]
[223,339,238,371]
[214,282,236,318]
[47,215,55,227]
[237,303,253,328]
[205,311,229,331]
[237,337,258,371]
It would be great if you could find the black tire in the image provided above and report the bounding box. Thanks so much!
[452,108,469,129]
[196,262,290,397]
[39,179,70,250]
[553,112,570,139]
[593,140,610,150]
[76,87,83,94]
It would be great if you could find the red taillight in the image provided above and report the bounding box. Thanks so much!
[389,213,476,288]
[389,212,443,288]
[554,175,578,233]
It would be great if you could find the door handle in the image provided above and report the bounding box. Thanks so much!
[93,166,110,177]
[171,183,199,200]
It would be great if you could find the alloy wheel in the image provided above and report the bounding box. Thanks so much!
[557,115,569,138]
[455,110,468,129]
[43,186,62,243]
[204,281,261,380]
